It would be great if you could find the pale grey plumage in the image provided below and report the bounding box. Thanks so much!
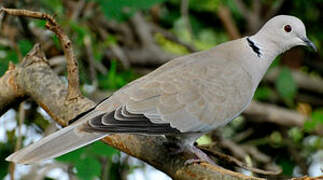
[6,15,316,164]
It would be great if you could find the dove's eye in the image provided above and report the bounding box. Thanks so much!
[284,25,292,32]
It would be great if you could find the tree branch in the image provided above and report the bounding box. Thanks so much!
[0,62,26,114]
[244,101,306,127]
[217,4,241,40]
[199,144,281,175]
[264,67,323,94]
[0,7,82,101]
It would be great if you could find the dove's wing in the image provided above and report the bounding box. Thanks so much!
[90,48,254,133]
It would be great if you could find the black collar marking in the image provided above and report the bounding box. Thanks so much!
[247,37,261,58]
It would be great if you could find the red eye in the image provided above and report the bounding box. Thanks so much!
[284,25,292,32]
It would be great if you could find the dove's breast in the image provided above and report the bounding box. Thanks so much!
[206,60,254,129]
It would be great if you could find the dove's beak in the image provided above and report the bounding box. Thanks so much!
[302,38,317,52]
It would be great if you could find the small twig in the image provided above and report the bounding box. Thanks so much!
[264,67,323,94]
[221,139,248,160]
[0,9,5,30]
[100,157,110,180]
[217,4,241,39]
[244,101,307,127]
[291,175,323,180]
[126,12,176,65]
[0,7,82,101]
[131,12,154,47]
[48,56,66,67]
[67,164,77,180]
[199,145,282,175]
[251,0,261,18]
[285,138,308,175]
[265,0,286,20]
[9,101,25,180]
[180,0,192,36]
[12,36,23,62]
[233,0,249,19]
[109,44,130,69]
[92,59,108,75]
[231,0,261,33]
[241,145,271,164]
[84,35,98,88]
[232,128,254,142]
[69,0,86,21]
[151,23,197,52]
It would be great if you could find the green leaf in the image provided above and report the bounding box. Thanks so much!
[304,120,316,132]
[32,19,47,28]
[0,142,14,179]
[277,157,295,176]
[189,0,220,12]
[155,33,189,55]
[39,0,64,15]
[75,157,101,180]
[56,146,85,163]
[56,141,120,180]
[0,59,9,76]
[52,35,61,50]
[270,131,282,145]
[254,86,273,101]
[87,141,119,159]
[95,0,166,21]
[196,135,212,145]
[0,45,19,76]
[288,127,303,142]
[99,60,137,90]
[269,57,281,69]
[275,67,297,106]
[312,109,323,123]
[69,21,91,46]
[304,109,323,132]
[18,39,33,56]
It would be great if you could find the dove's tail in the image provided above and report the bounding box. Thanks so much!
[6,110,108,164]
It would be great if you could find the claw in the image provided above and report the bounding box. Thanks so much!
[184,158,204,165]
[186,145,216,165]
[164,141,216,165]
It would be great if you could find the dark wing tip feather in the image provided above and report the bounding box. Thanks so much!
[87,109,180,134]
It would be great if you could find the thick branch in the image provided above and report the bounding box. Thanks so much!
[264,67,323,94]
[6,44,93,125]
[0,44,263,180]
[244,101,306,127]
[0,62,26,114]
[126,12,176,65]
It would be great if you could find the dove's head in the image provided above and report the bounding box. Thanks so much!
[256,15,316,52]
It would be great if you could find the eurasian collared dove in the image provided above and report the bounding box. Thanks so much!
[6,15,316,164]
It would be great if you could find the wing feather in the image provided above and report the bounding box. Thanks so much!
[90,51,253,133]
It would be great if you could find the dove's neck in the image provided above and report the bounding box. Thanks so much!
[243,32,283,88]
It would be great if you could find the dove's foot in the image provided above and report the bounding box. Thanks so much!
[184,145,216,165]
[164,141,215,165]
[164,134,216,165]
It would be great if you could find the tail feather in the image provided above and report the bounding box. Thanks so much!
[6,110,107,164]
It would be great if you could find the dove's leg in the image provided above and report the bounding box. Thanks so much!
[183,144,215,165]
[165,133,215,165]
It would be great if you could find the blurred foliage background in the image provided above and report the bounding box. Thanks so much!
[0,0,322,179]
